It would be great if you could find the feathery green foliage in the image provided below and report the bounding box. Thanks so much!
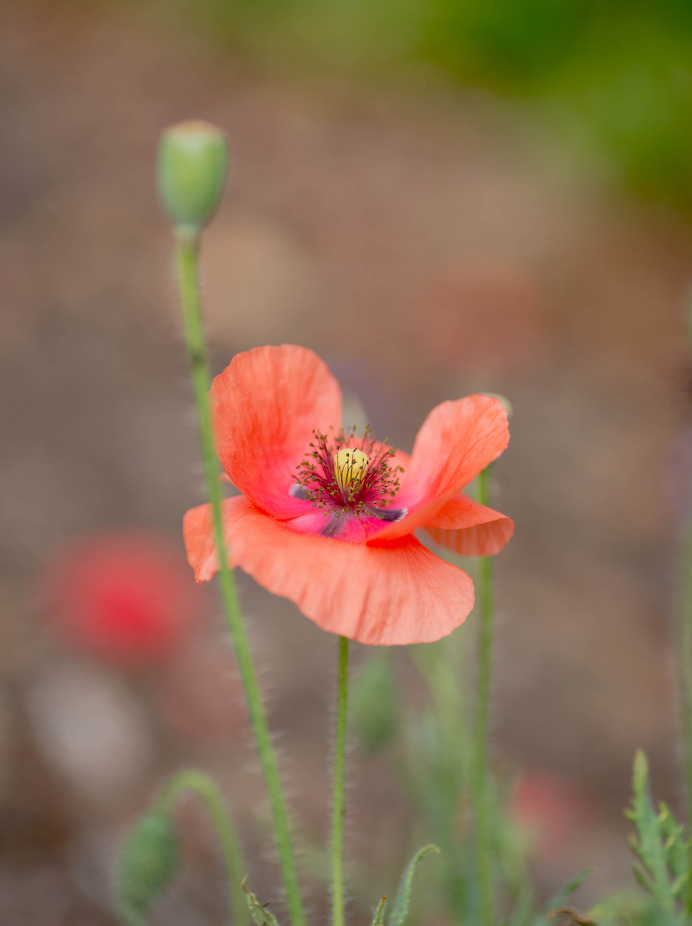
[624,751,691,921]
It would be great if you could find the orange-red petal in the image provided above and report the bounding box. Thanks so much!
[183,497,232,583]
[424,493,514,556]
[210,345,342,520]
[372,395,509,542]
[183,497,474,645]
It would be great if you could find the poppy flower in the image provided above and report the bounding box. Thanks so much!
[183,345,512,645]
[44,532,198,667]
[510,768,600,861]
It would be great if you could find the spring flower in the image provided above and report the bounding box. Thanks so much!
[44,532,198,667]
[183,345,513,645]
[511,769,600,862]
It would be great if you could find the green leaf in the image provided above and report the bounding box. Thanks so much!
[532,869,592,926]
[389,844,440,926]
[659,803,690,894]
[370,896,387,926]
[632,865,652,892]
[587,889,649,925]
[626,751,678,912]
[547,868,592,908]
[242,879,281,926]
[670,872,690,902]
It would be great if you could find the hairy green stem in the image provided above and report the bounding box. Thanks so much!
[158,769,249,926]
[175,231,305,926]
[472,465,495,926]
[332,636,350,926]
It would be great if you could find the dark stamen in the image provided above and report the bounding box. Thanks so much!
[367,505,407,522]
[292,426,404,520]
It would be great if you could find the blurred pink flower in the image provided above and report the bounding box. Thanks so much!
[44,532,199,668]
[511,768,599,861]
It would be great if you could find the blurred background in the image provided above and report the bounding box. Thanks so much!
[3,0,692,922]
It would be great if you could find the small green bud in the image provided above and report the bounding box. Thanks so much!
[117,811,178,916]
[351,652,398,755]
[157,120,229,233]
[483,392,513,419]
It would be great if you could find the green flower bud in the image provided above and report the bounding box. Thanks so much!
[157,120,229,233]
[351,652,398,755]
[483,392,513,419]
[117,811,178,916]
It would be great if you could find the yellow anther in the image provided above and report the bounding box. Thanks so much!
[335,447,370,495]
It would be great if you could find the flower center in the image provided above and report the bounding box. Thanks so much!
[292,427,405,522]
[334,447,370,497]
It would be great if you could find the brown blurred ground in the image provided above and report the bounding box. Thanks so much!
[2,2,692,923]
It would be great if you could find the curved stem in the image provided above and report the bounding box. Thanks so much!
[158,769,249,926]
[331,636,350,926]
[472,465,495,926]
[175,231,305,926]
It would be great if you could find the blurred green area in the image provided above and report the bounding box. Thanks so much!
[155,0,692,210]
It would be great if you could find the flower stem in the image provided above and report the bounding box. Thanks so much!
[332,636,350,926]
[175,230,305,926]
[158,769,249,926]
[472,464,495,926]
